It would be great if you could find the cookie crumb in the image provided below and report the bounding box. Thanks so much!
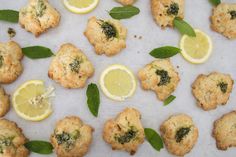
[7,28,16,38]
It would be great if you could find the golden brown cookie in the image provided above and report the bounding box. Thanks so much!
[0,41,23,84]
[0,119,29,157]
[48,43,94,89]
[211,3,236,39]
[138,59,180,101]
[19,0,60,37]
[116,0,136,5]
[51,116,94,157]
[160,114,198,156]
[151,0,185,28]
[192,72,234,111]
[0,86,10,117]
[103,108,145,155]
[213,111,236,150]
[84,16,127,56]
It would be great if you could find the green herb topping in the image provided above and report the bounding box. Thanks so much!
[0,137,13,154]
[100,21,117,39]
[7,28,16,38]
[217,82,228,93]
[156,69,171,86]
[55,131,80,150]
[0,55,3,68]
[229,10,236,20]
[175,127,190,143]
[69,58,82,73]
[167,3,179,16]
[36,0,47,17]
[115,127,137,144]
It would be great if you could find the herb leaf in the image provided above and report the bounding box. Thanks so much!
[0,10,19,23]
[209,0,221,6]
[109,6,140,19]
[164,95,176,106]
[173,17,196,37]
[86,83,100,117]
[144,128,164,152]
[150,46,181,58]
[22,46,54,59]
[24,140,53,154]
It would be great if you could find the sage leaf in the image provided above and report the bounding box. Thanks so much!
[109,6,140,19]
[209,0,221,6]
[164,95,176,106]
[144,128,164,152]
[24,140,53,154]
[173,17,196,37]
[86,83,100,117]
[0,10,19,23]
[22,46,54,59]
[150,46,181,58]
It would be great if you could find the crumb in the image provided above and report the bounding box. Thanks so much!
[134,35,137,38]
[8,28,16,38]
[139,36,142,39]
[177,66,179,69]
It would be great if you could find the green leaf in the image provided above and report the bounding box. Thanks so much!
[24,140,53,154]
[0,10,19,23]
[209,0,221,6]
[173,17,196,37]
[22,46,54,59]
[109,6,140,19]
[149,46,181,59]
[86,83,100,117]
[144,128,164,152]
[164,95,176,106]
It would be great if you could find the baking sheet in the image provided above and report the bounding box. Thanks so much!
[1,0,236,156]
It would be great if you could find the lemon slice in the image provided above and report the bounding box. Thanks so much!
[12,80,55,121]
[180,29,213,64]
[63,0,99,14]
[100,65,137,101]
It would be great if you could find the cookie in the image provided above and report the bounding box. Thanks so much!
[19,0,60,37]
[103,108,145,155]
[0,86,10,117]
[51,116,94,157]
[211,3,236,39]
[192,72,234,111]
[0,119,29,157]
[151,0,185,28]
[213,111,236,150]
[138,59,180,101]
[84,16,127,56]
[48,43,94,88]
[160,114,198,156]
[116,0,136,5]
[0,41,23,84]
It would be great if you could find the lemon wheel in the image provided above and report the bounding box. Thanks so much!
[63,0,99,14]
[100,65,137,101]
[12,80,55,121]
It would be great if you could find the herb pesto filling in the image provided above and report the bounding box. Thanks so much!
[175,127,190,143]
[100,20,117,39]
[217,82,228,93]
[115,127,137,144]
[55,130,80,150]
[0,137,13,154]
[167,3,179,16]
[156,69,171,86]
[69,58,82,73]
[36,0,47,17]
[229,10,236,20]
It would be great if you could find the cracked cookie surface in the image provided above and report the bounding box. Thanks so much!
[19,0,60,37]
[103,108,145,155]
